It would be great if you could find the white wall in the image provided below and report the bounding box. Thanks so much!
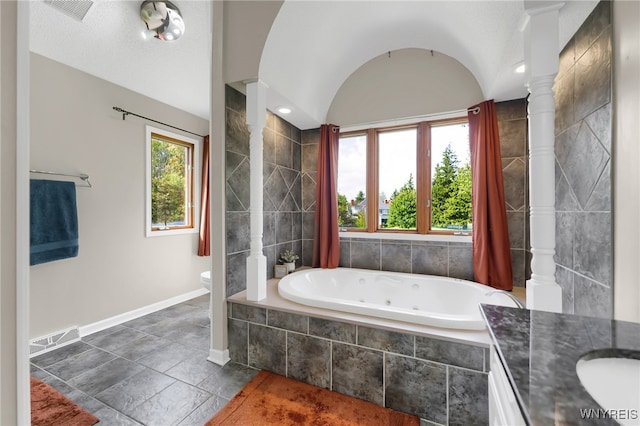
[327,48,484,127]
[613,0,640,323]
[1,2,19,423]
[29,53,210,338]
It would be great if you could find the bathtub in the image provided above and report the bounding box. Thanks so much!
[278,268,520,330]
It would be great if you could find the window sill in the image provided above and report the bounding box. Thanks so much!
[146,228,198,238]
[338,231,472,243]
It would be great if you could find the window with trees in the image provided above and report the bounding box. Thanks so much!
[337,118,471,235]
[146,126,200,236]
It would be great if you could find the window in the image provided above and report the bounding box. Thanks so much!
[146,126,200,236]
[337,118,471,235]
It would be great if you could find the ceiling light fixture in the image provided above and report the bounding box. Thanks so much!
[515,63,526,74]
[140,1,185,42]
[278,107,292,114]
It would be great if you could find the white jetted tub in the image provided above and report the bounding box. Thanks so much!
[278,267,520,330]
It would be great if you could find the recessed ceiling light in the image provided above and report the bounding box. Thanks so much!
[278,107,292,114]
[515,64,526,74]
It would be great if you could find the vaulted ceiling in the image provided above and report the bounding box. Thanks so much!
[30,0,599,129]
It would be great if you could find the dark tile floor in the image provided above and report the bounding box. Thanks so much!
[30,294,259,426]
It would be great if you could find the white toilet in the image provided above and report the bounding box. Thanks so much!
[200,270,211,292]
[200,271,211,319]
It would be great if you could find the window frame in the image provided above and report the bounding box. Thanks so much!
[338,116,470,236]
[145,125,201,237]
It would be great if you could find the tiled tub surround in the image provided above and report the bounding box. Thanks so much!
[553,1,612,318]
[228,280,491,425]
[481,304,640,425]
[226,86,305,296]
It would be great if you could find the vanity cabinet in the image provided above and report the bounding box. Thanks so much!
[488,345,526,426]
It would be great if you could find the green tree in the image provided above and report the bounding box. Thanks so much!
[442,163,472,226]
[387,174,416,229]
[431,145,459,227]
[354,190,365,205]
[151,139,186,228]
[337,193,355,227]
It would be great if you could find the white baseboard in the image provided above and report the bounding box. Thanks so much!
[79,288,209,337]
[208,349,230,366]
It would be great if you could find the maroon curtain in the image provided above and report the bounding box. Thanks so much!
[198,135,210,256]
[312,124,340,268]
[468,101,513,290]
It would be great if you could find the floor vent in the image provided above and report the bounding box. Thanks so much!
[30,326,80,358]
[44,0,94,22]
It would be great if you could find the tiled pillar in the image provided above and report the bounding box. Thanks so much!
[246,80,268,301]
[523,3,563,313]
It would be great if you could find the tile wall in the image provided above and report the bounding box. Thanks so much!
[553,1,612,318]
[228,302,489,425]
[225,86,304,296]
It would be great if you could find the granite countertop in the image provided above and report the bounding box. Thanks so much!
[481,304,640,425]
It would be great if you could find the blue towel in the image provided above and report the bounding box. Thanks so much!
[30,179,79,265]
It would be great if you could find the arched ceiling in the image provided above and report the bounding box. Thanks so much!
[260,0,599,130]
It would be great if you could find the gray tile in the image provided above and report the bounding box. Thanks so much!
[339,239,351,267]
[231,303,266,324]
[496,98,526,121]
[301,128,320,146]
[30,364,51,381]
[511,249,526,288]
[308,317,356,343]
[85,327,147,353]
[574,1,611,62]
[351,240,381,270]
[247,323,286,375]
[165,352,223,386]
[45,348,117,381]
[574,212,611,286]
[197,362,259,400]
[448,246,474,281]
[575,30,611,122]
[302,239,314,267]
[357,326,413,356]
[267,310,308,333]
[225,85,245,114]
[226,251,248,296]
[498,118,526,158]
[225,109,249,157]
[555,212,574,269]
[265,169,289,211]
[412,244,448,276]
[574,275,612,319]
[332,343,383,405]
[287,333,331,389]
[302,172,317,212]
[556,266,575,315]
[584,102,611,154]
[111,334,172,362]
[226,158,250,210]
[302,143,318,173]
[263,127,277,165]
[137,342,198,373]
[276,134,293,168]
[228,318,248,365]
[226,211,250,254]
[127,381,210,426]
[95,368,175,414]
[83,325,128,344]
[31,341,94,368]
[385,354,447,424]
[415,337,484,371]
[381,242,412,273]
[68,357,146,396]
[448,367,489,426]
[554,68,575,134]
[176,394,229,426]
[584,161,611,212]
[502,158,526,211]
[507,211,525,250]
[93,406,142,426]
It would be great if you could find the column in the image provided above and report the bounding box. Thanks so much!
[523,2,563,313]
[208,0,229,366]
[245,80,268,301]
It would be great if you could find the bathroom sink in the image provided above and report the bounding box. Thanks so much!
[576,350,640,426]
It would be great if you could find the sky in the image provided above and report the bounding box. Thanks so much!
[337,123,470,202]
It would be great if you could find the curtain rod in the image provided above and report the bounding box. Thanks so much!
[112,106,206,138]
[30,170,92,187]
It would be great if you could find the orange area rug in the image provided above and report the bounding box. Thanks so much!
[206,370,419,426]
[31,377,99,426]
